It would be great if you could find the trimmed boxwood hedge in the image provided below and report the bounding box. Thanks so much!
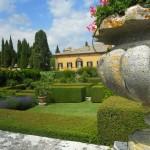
[52,83,94,98]
[90,85,114,103]
[51,86,86,103]
[97,96,150,145]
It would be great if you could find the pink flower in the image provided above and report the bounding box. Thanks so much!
[100,0,109,6]
[90,6,96,16]
[86,22,97,32]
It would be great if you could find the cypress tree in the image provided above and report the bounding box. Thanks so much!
[4,40,11,67]
[1,38,5,67]
[17,40,22,67]
[20,39,29,69]
[55,45,60,53]
[32,30,51,70]
[9,36,16,67]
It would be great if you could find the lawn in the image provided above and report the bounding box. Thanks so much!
[28,101,100,118]
[0,95,149,145]
[0,100,99,144]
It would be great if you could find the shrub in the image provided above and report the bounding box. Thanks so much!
[97,96,150,145]
[77,67,98,77]
[23,78,33,88]
[90,85,114,103]
[21,69,41,80]
[0,70,41,86]
[86,77,101,83]
[6,79,18,87]
[0,96,37,110]
[51,86,86,103]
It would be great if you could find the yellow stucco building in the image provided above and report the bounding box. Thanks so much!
[55,43,108,71]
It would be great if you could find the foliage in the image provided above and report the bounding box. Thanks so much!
[0,96,37,110]
[77,67,98,77]
[51,86,86,103]
[96,0,150,27]
[90,85,114,103]
[20,39,30,69]
[0,70,40,86]
[97,96,150,145]
[35,81,54,103]
[55,45,60,53]
[30,30,51,70]
[6,79,18,87]
[1,37,17,68]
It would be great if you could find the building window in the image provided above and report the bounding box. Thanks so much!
[97,61,99,66]
[87,61,93,67]
[67,62,73,69]
[76,58,83,68]
[58,63,63,69]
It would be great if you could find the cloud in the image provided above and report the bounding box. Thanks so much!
[47,0,93,52]
[48,0,74,17]
[8,13,31,26]
[0,20,35,50]
[0,0,15,12]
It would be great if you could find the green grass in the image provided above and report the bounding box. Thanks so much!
[0,104,98,143]
[28,101,100,117]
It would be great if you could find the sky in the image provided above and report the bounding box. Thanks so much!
[0,0,97,53]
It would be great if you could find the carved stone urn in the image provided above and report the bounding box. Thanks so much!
[96,5,150,149]
[96,5,150,106]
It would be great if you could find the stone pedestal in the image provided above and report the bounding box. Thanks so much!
[128,115,150,150]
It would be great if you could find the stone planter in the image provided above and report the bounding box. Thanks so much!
[38,96,46,105]
[96,5,150,105]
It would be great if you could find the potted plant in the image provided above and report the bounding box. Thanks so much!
[35,82,49,105]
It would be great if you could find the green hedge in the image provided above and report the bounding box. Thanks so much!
[97,96,150,145]
[51,86,86,103]
[90,85,114,103]
[0,69,40,86]
[52,83,94,98]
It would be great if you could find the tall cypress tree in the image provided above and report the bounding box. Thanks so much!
[55,45,60,53]
[4,40,11,67]
[1,38,5,67]
[20,39,29,69]
[9,36,16,67]
[31,30,51,70]
[17,40,22,67]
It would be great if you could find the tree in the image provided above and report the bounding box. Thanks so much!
[1,38,5,67]
[85,41,89,47]
[3,40,11,67]
[55,45,60,53]
[17,40,22,67]
[9,36,16,67]
[31,30,51,70]
[20,39,30,69]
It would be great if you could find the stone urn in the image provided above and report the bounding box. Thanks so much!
[38,96,46,105]
[96,5,150,106]
[96,5,150,149]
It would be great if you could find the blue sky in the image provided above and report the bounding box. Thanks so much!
[0,0,96,53]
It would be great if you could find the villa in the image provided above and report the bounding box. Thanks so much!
[54,43,109,71]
